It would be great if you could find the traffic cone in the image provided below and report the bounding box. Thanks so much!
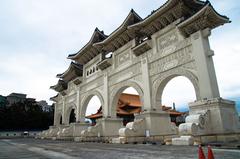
[198,145,206,159]
[207,145,215,159]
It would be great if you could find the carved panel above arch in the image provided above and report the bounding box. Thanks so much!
[81,76,104,93]
[109,63,141,86]
[149,45,194,76]
[65,93,77,106]
[148,30,191,63]
[157,30,179,50]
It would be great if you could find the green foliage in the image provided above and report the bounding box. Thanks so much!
[0,100,53,131]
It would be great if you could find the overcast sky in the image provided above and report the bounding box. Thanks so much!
[0,0,239,114]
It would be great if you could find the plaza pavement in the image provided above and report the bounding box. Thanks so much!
[0,138,240,159]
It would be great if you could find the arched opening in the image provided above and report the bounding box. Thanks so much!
[83,95,102,126]
[69,109,76,124]
[111,83,144,126]
[60,116,62,125]
[118,87,142,126]
[160,76,196,126]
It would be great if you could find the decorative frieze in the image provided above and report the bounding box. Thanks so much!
[116,50,132,67]
[109,63,141,86]
[157,31,179,50]
[81,77,104,93]
[149,45,193,76]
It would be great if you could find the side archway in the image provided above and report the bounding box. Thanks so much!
[64,104,76,125]
[79,90,104,120]
[153,68,200,107]
[109,80,144,118]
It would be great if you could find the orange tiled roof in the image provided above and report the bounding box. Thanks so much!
[86,93,183,119]
[118,93,142,108]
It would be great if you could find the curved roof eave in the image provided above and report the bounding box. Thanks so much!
[93,9,142,47]
[127,0,206,30]
[67,28,107,60]
[57,62,82,79]
[177,3,230,28]
[128,0,178,30]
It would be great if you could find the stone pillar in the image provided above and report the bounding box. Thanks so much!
[191,28,220,99]
[103,72,110,117]
[62,96,68,125]
[53,103,58,126]
[75,89,81,122]
[141,56,154,110]
[138,56,176,137]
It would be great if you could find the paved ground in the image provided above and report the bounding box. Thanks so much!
[0,139,240,159]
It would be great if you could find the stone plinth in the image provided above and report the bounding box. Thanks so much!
[139,110,177,136]
[48,126,60,137]
[174,98,240,144]
[100,117,124,137]
[72,122,91,137]
[116,110,177,144]
[119,119,146,137]
[57,125,70,139]
[189,98,240,135]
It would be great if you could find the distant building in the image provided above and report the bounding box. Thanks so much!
[86,93,185,126]
[37,100,52,112]
[6,93,27,106]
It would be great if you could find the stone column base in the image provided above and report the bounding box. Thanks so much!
[189,98,240,135]
[48,126,60,138]
[174,98,240,145]
[137,110,177,136]
[72,122,91,137]
[79,117,123,142]
[56,124,71,140]
[99,117,124,137]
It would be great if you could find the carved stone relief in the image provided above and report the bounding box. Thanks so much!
[148,30,191,62]
[81,76,104,93]
[158,31,179,50]
[149,45,194,76]
[109,63,141,86]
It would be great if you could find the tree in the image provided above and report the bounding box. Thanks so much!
[0,100,54,131]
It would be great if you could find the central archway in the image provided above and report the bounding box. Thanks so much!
[110,81,144,118]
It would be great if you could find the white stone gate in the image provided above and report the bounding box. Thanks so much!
[41,0,240,144]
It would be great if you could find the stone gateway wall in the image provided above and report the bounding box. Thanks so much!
[44,0,240,145]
